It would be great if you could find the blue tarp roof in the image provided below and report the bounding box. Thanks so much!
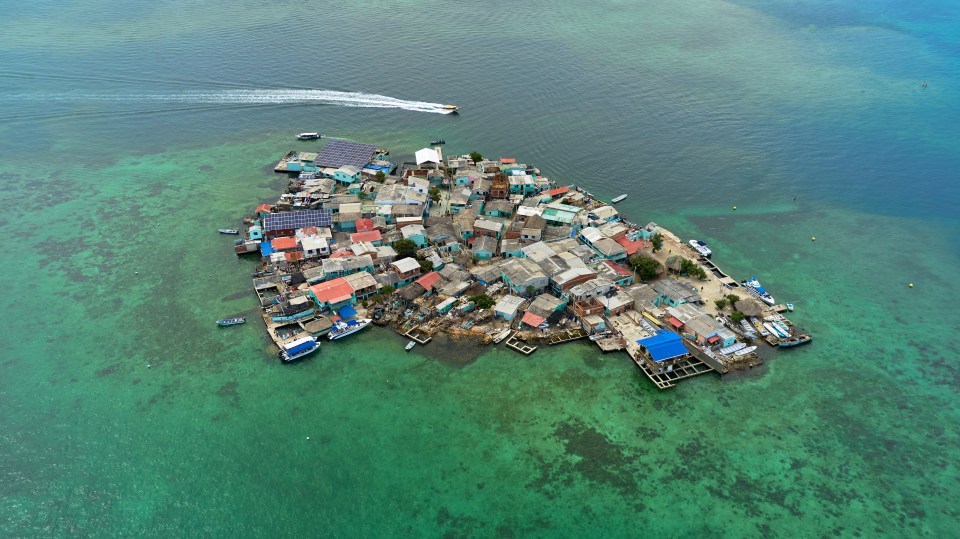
[636,330,688,363]
[260,242,275,256]
[338,304,357,319]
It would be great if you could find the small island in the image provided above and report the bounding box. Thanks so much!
[229,139,810,389]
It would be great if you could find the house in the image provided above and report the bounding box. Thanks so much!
[342,271,380,300]
[551,267,598,296]
[490,174,510,199]
[436,297,458,315]
[591,205,619,222]
[651,278,702,307]
[637,222,659,240]
[400,224,428,248]
[270,236,299,252]
[500,257,548,296]
[597,290,634,315]
[592,237,628,262]
[414,148,441,167]
[473,218,503,240]
[321,255,375,279]
[636,330,690,368]
[598,221,629,241]
[390,257,422,287]
[308,278,356,312]
[314,140,377,169]
[568,278,615,303]
[624,283,661,315]
[541,203,579,227]
[255,204,272,218]
[349,241,378,258]
[301,236,330,259]
[472,236,498,260]
[470,263,503,285]
[263,210,333,239]
[406,177,430,195]
[520,241,557,262]
[494,295,525,321]
[483,199,515,219]
[519,215,546,243]
[414,271,441,296]
[500,239,524,259]
[448,187,472,214]
[349,229,382,246]
[526,293,567,319]
[540,185,570,203]
[333,165,362,186]
[598,260,634,286]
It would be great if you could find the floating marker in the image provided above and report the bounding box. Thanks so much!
[732,205,737,211]
[811,236,816,241]
[909,283,914,288]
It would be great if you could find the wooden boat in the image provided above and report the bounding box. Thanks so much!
[778,335,812,348]
[405,340,416,351]
[218,228,240,235]
[216,317,246,326]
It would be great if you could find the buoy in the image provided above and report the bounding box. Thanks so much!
[909,283,914,288]
[147,364,151,368]
[811,236,816,241]
[732,206,737,211]
[306,436,311,440]
[135,271,139,275]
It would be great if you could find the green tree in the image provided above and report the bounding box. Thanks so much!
[470,294,496,309]
[381,285,395,296]
[526,285,537,297]
[730,310,745,324]
[469,151,483,164]
[726,294,741,306]
[628,255,662,281]
[714,298,728,311]
[650,232,664,253]
[375,171,386,183]
[393,239,417,257]
[428,187,441,203]
[418,259,434,273]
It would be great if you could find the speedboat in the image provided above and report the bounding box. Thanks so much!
[742,275,775,305]
[327,318,372,340]
[611,194,628,203]
[216,317,246,326]
[405,340,416,351]
[430,139,446,145]
[278,336,320,362]
[688,239,712,258]
[219,229,240,235]
[297,132,321,140]
[441,105,459,113]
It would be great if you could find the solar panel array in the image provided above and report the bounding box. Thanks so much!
[264,210,333,232]
[314,140,378,168]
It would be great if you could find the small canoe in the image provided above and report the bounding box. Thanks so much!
[218,229,240,235]
[217,317,246,326]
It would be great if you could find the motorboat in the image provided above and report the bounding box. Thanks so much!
[742,275,775,305]
[327,318,372,340]
[441,105,459,113]
[611,194,628,203]
[219,229,240,235]
[216,317,246,326]
[688,239,712,258]
[297,132,321,140]
[405,340,416,351]
[779,335,812,348]
[278,336,320,362]
[430,139,445,145]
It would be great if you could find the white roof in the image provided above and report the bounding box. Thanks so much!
[340,202,362,214]
[580,227,605,243]
[516,206,544,217]
[415,148,440,165]
[392,258,421,273]
[300,236,328,250]
[592,205,618,219]
[401,224,426,238]
[494,295,525,315]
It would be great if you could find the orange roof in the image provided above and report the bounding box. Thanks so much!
[350,230,382,243]
[521,311,546,327]
[329,249,353,259]
[667,316,684,329]
[500,158,516,164]
[271,236,298,251]
[309,278,355,304]
[544,186,570,197]
[603,260,633,277]
[284,251,304,262]
[615,236,645,256]
[415,271,441,291]
[256,204,272,213]
[355,218,374,232]
[300,226,319,236]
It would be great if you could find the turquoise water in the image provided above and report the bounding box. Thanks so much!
[1,1,958,536]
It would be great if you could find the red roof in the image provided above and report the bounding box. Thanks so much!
[521,311,546,327]
[615,236,645,256]
[350,230,382,243]
[256,204,272,213]
[500,157,516,164]
[708,335,721,344]
[544,186,570,197]
[355,218,374,232]
[300,226,319,236]
[271,236,298,251]
[309,278,355,304]
[415,271,441,291]
[284,251,304,262]
[329,249,354,259]
[667,316,684,329]
[603,260,633,277]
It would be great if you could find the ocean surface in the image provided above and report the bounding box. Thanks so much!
[1,0,958,536]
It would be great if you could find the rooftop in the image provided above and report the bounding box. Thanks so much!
[314,140,378,168]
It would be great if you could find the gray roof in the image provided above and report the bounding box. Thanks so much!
[473,235,499,254]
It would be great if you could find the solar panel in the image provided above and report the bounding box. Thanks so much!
[314,140,378,168]
[264,210,333,232]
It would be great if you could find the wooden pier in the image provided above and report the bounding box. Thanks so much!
[632,355,715,390]
[546,328,588,345]
[505,335,537,355]
[404,326,432,345]
[594,336,625,353]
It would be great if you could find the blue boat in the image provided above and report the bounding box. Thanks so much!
[778,335,812,348]
[278,337,320,362]
[270,308,314,323]
[742,276,775,305]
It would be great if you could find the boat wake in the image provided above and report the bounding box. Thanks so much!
[1,89,455,114]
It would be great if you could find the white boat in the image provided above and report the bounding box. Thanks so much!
[327,318,372,340]
[218,228,240,235]
[742,275,775,305]
[297,132,321,140]
[278,336,320,363]
[611,194,628,203]
[492,329,512,344]
[405,340,416,351]
[734,345,757,356]
[719,342,746,355]
[688,239,712,258]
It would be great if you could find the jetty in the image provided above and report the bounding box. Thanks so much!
[229,141,809,382]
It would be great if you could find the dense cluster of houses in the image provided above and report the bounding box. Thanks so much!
[246,140,753,374]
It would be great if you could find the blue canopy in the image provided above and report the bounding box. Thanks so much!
[338,304,357,319]
[260,242,275,256]
[636,330,688,363]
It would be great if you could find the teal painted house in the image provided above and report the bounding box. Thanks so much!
[333,165,362,186]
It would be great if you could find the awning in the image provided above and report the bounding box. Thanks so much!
[338,304,357,319]
[707,335,720,344]
[667,316,683,329]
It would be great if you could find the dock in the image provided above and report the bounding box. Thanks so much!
[628,348,715,390]
[594,335,625,353]
[404,326,432,345]
[505,334,537,355]
[546,328,588,345]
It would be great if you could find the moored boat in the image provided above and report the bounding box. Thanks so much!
[430,139,445,145]
[778,335,812,348]
[688,239,712,258]
[405,340,416,351]
[611,194,628,203]
[216,317,246,326]
[278,336,320,362]
[492,329,512,344]
[733,345,758,356]
[327,318,372,340]
[297,132,321,140]
[219,228,240,235]
[742,275,775,305]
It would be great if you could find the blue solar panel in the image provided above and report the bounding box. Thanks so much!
[264,210,333,232]
[314,140,377,168]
